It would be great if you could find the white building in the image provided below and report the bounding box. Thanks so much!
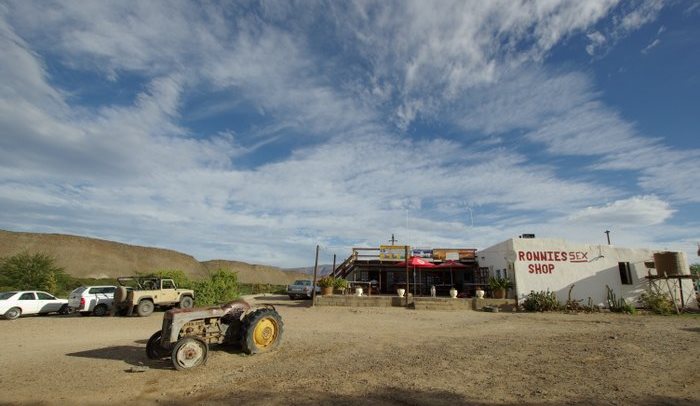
[478,237,697,309]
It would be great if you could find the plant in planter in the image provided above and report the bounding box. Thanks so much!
[318,276,336,296]
[333,277,349,295]
[488,277,513,299]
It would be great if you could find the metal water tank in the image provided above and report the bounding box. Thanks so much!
[653,252,683,277]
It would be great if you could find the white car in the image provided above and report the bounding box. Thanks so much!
[68,285,116,316]
[0,291,69,320]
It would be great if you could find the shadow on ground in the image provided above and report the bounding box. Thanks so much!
[173,387,698,406]
[66,345,173,370]
[66,342,249,372]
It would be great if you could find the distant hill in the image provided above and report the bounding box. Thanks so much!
[0,229,307,285]
[284,264,335,276]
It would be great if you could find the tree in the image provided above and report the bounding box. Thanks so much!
[690,263,700,276]
[0,252,66,292]
[193,269,240,306]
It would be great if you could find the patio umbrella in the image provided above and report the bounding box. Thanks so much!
[436,260,467,286]
[397,256,436,296]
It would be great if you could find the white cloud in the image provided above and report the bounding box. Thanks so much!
[641,38,661,54]
[567,196,675,226]
[0,1,695,267]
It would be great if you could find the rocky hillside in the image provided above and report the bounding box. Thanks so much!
[0,229,307,285]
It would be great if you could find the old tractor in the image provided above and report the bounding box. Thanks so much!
[146,300,283,370]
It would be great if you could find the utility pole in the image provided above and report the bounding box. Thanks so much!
[332,254,336,275]
[311,245,319,307]
[405,245,410,306]
[605,230,611,245]
[389,234,397,245]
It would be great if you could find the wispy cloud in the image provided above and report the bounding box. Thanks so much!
[0,1,695,266]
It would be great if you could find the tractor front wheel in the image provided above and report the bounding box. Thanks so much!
[146,330,169,360]
[171,337,208,370]
[241,307,284,354]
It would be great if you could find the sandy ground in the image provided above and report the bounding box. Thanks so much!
[0,295,698,405]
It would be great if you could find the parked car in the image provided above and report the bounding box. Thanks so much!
[0,291,69,320]
[68,285,117,316]
[287,279,320,299]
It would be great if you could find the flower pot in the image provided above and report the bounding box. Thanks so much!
[449,288,458,298]
[475,289,485,299]
[492,288,506,299]
[397,288,405,297]
[321,286,334,296]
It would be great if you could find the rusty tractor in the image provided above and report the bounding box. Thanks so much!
[146,300,283,370]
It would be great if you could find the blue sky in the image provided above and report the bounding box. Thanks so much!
[1,0,698,267]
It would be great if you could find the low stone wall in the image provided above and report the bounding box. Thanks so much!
[314,294,517,311]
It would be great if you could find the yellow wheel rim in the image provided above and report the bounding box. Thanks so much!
[253,317,278,348]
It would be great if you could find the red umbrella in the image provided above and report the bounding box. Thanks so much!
[396,256,437,268]
[396,257,436,296]
[436,260,466,286]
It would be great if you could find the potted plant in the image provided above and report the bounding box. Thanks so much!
[318,276,336,296]
[475,286,485,299]
[488,277,513,299]
[333,277,348,295]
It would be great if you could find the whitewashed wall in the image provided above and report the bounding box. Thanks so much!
[478,238,697,309]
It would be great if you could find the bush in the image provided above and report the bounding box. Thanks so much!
[151,269,192,289]
[639,291,675,315]
[192,269,240,306]
[0,252,69,293]
[333,278,348,289]
[317,276,335,288]
[488,277,513,290]
[523,290,561,312]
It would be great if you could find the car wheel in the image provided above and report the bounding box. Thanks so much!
[4,307,22,320]
[241,307,284,354]
[179,296,194,309]
[58,304,70,315]
[146,330,170,360]
[93,304,108,317]
[137,300,155,317]
[172,337,208,370]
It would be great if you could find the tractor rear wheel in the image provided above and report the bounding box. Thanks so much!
[171,337,208,370]
[241,308,283,354]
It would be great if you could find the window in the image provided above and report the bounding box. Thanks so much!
[162,280,175,289]
[104,287,116,294]
[36,292,55,300]
[618,262,633,285]
[19,292,36,300]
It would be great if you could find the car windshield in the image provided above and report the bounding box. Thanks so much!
[293,280,311,286]
[0,292,18,300]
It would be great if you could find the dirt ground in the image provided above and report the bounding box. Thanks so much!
[1,295,698,406]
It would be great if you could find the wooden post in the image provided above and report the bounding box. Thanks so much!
[332,254,336,276]
[311,244,320,307]
[405,245,409,306]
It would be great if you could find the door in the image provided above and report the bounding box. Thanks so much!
[36,291,62,313]
[18,292,40,314]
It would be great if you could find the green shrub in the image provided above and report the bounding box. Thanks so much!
[0,252,69,293]
[488,277,513,290]
[333,278,348,289]
[606,285,635,314]
[639,291,675,315]
[317,276,335,288]
[151,269,192,289]
[523,290,561,312]
[192,269,240,306]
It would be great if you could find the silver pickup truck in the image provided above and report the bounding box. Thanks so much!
[286,279,320,300]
